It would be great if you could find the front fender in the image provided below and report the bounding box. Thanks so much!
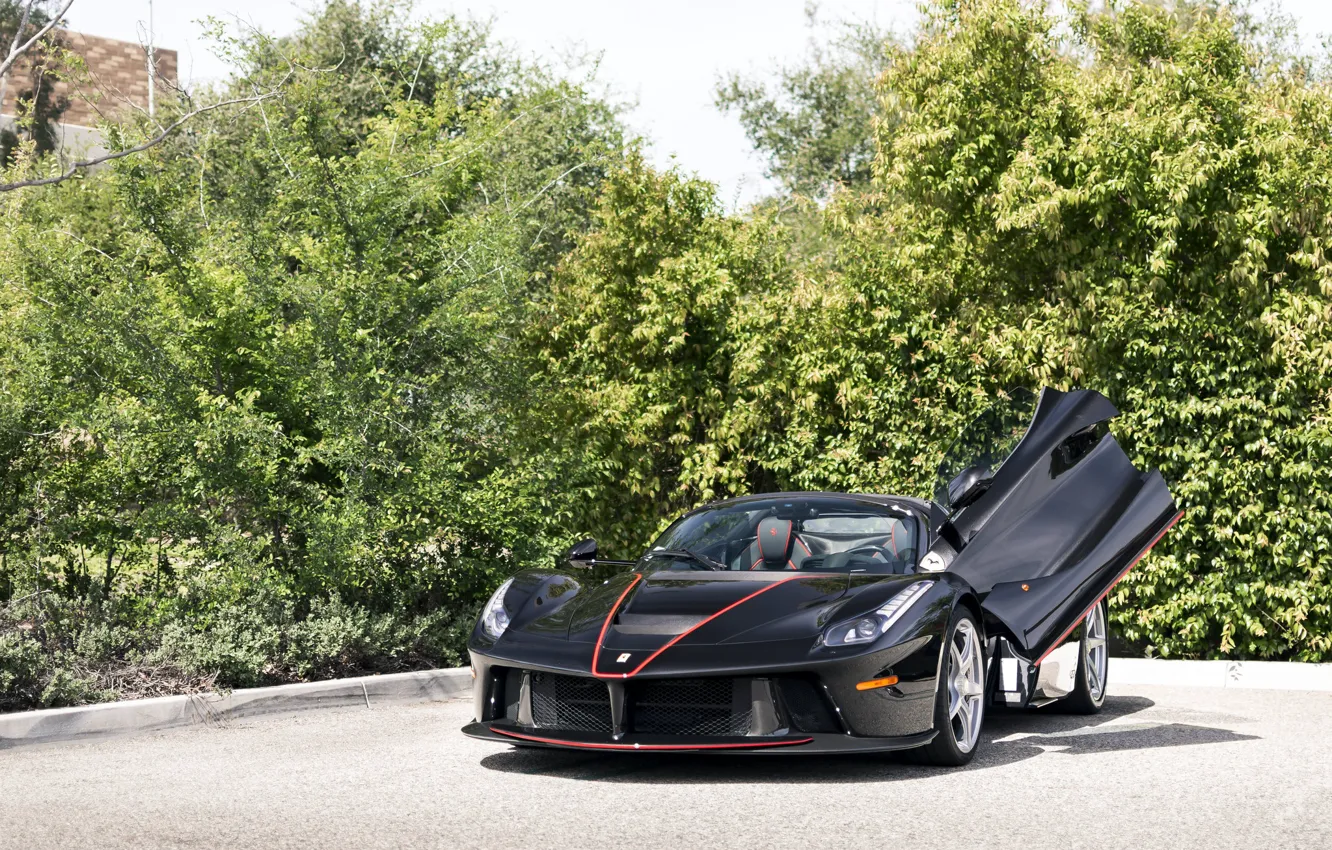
[817,574,976,737]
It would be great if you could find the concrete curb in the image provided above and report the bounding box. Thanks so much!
[0,667,472,751]
[1111,657,1332,692]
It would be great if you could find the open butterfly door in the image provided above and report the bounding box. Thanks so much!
[935,388,1180,664]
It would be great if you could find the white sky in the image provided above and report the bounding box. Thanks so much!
[68,1,1332,207]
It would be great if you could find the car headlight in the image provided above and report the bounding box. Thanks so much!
[480,578,515,639]
[823,581,934,647]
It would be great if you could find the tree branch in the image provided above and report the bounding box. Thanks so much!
[0,85,285,192]
[0,0,72,81]
[0,12,332,194]
[0,0,36,111]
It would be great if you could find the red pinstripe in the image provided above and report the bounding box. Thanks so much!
[589,573,642,680]
[1034,510,1184,666]
[594,574,807,679]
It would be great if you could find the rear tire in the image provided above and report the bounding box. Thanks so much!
[1060,598,1109,715]
[907,607,986,767]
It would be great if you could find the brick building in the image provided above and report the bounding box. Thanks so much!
[1,29,177,155]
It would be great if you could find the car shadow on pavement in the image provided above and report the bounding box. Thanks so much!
[476,695,1259,783]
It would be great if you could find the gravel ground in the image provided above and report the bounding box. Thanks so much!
[3,683,1329,850]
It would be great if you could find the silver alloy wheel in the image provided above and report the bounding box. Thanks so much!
[947,618,985,753]
[1084,601,1109,702]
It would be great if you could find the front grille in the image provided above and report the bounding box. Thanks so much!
[530,672,613,732]
[630,678,752,736]
[776,677,840,733]
[514,672,773,738]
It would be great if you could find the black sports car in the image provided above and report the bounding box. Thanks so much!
[462,387,1180,765]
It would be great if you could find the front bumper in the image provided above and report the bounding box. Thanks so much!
[465,630,944,752]
[462,720,937,755]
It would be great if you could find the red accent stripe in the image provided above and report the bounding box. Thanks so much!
[1035,510,1184,666]
[492,727,813,751]
[595,574,807,679]
[589,573,642,679]
[795,536,811,556]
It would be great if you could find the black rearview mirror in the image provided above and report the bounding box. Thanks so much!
[561,537,598,564]
[947,465,993,511]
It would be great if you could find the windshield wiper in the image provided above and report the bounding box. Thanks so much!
[645,548,725,571]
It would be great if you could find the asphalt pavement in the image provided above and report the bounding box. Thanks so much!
[3,683,1328,850]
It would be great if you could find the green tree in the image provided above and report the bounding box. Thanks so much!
[538,154,805,553]
[794,0,1332,659]
[716,7,896,197]
[545,0,1332,661]
[0,1,626,707]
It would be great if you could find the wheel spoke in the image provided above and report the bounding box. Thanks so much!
[1082,602,1109,700]
[948,646,962,718]
[946,618,985,753]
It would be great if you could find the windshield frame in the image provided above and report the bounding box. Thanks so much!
[644,494,925,575]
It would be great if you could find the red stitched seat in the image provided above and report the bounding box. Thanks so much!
[739,517,811,570]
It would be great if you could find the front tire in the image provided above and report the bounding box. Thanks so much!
[908,607,986,767]
[1060,598,1109,714]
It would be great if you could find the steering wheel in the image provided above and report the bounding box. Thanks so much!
[841,545,890,563]
[817,545,890,571]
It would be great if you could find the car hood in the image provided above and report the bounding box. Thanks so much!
[506,569,853,647]
[482,568,931,679]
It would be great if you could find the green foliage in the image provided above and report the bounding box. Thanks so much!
[545,0,1332,661]
[539,154,799,551]
[716,10,896,197]
[0,1,624,707]
[854,0,1332,659]
[3,1,1331,711]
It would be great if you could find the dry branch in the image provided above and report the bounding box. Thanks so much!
[0,83,288,193]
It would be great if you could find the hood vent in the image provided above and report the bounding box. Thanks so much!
[613,613,707,635]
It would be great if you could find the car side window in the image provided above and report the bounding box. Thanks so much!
[1050,421,1109,477]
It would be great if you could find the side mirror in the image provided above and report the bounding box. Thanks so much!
[947,465,993,511]
[561,537,598,564]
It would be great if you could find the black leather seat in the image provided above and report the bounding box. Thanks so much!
[734,517,812,570]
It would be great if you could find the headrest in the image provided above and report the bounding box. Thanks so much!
[885,518,905,556]
[756,517,793,565]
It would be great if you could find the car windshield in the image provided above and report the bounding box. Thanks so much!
[645,496,919,574]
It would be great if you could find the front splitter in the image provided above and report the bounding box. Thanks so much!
[462,721,936,755]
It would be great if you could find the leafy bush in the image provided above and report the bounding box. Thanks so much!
[543,1,1332,661]
[0,1,624,708]
[3,2,1331,714]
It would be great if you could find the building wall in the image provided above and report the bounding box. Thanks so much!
[1,30,178,129]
